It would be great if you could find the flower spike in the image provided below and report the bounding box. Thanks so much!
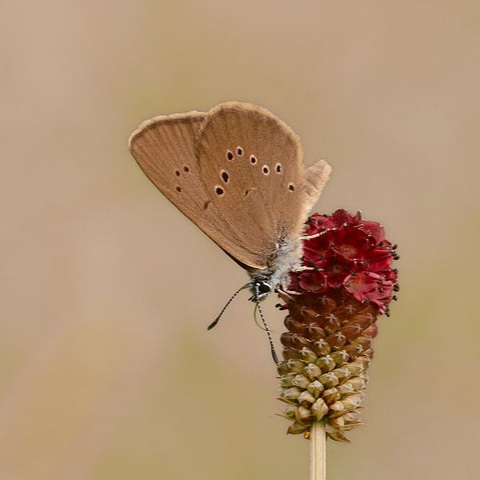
[277,209,398,441]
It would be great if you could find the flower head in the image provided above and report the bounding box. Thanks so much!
[277,209,398,441]
[289,209,398,314]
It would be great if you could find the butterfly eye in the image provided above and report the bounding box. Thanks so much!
[288,183,295,191]
[275,163,282,174]
[250,155,257,165]
[226,150,234,160]
[215,186,225,197]
[257,281,271,295]
[262,165,270,175]
[236,146,243,156]
[221,171,229,183]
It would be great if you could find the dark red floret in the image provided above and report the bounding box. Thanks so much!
[289,210,398,314]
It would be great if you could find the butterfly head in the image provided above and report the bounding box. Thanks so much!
[248,279,273,302]
[247,233,303,302]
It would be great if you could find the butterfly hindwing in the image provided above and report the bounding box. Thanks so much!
[128,109,262,265]
[129,111,209,220]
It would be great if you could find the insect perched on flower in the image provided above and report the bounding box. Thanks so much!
[129,102,332,360]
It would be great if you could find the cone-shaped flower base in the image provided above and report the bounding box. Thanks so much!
[277,210,398,442]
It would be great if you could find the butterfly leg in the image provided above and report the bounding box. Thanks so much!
[292,266,317,272]
[276,287,301,297]
[300,229,328,241]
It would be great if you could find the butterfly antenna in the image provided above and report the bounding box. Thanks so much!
[254,287,279,365]
[207,283,250,330]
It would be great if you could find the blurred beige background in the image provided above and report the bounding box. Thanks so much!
[1,1,479,479]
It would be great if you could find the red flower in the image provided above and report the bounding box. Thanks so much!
[289,210,398,315]
[277,210,399,440]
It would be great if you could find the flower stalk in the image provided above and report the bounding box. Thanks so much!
[310,422,326,480]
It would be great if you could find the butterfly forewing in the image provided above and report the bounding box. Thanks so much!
[193,102,306,269]
[129,102,332,274]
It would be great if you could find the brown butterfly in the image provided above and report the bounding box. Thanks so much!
[129,102,331,337]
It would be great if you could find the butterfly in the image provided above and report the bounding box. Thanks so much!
[129,102,331,324]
